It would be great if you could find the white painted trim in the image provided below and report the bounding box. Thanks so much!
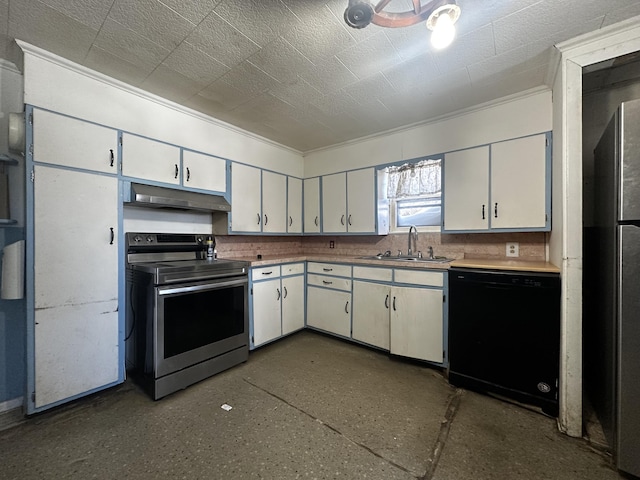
[0,397,24,413]
[303,86,550,156]
[553,16,640,437]
[15,40,302,156]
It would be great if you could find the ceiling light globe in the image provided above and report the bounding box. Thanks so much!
[430,12,456,50]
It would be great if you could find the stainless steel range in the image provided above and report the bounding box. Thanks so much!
[125,232,249,400]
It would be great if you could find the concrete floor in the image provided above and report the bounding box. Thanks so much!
[0,331,623,479]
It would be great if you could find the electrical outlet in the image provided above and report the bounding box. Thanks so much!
[506,242,519,257]
[329,240,335,249]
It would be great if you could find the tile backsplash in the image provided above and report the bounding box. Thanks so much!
[216,232,546,261]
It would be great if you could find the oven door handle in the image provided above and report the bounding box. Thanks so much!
[158,278,247,296]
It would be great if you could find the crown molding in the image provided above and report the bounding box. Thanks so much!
[15,40,303,156]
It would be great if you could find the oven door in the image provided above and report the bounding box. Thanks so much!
[152,276,248,378]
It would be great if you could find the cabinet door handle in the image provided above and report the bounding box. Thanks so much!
[494,203,498,218]
[323,268,333,272]
[385,294,389,309]
[283,286,288,298]
[109,149,114,167]
[341,214,345,225]
[110,227,114,245]
[315,216,318,226]
[345,301,349,314]
[276,288,281,300]
[262,271,273,275]
[186,167,190,182]
[289,216,293,227]
[174,164,179,179]
[348,214,352,226]
[482,204,485,220]
[257,213,261,225]
[392,296,396,311]
[322,280,333,285]
[264,214,268,225]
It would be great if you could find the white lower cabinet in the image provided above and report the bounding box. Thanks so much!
[352,267,445,364]
[252,276,283,347]
[390,285,443,363]
[306,286,351,337]
[282,275,305,335]
[352,280,390,350]
[251,263,305,348]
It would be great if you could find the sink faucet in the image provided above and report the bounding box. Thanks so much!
[427,246,434,260]
[407,225,418,256]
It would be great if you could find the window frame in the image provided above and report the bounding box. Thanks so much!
[378,155,443,234]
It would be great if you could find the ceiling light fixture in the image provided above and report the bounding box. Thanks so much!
[344,0,461,49]
[426,3,461,50]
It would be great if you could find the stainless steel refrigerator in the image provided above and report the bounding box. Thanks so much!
[589,98,640,477]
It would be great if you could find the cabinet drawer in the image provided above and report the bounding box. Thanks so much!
[394,269,444,287]
[353,266,393,282]
[307,273,351,291]
[251,265,281,281]
[282,263,305,276]
[307,262,351,277]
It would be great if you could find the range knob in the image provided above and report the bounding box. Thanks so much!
[133,234,143,243]
[146,235,154,243]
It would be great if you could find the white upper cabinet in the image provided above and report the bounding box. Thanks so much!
[182,150,226,193]
[231,163,262,233]
[443,134,550,232]
[303,177,320,233]
[287,177,303,234]
[32,109,118,174]
[321,168,376,234]
[262,171,287,233]
[490,134,547,229]
[347,168,375,233]
[443,146,490,231]
[121,133,181,185]
[322,172,347,233]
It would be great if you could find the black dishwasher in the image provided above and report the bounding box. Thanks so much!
[448,268,560,416]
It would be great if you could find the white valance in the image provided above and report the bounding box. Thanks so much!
[386,159,441,199]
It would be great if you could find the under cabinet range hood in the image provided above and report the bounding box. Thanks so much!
[126,183,231,213]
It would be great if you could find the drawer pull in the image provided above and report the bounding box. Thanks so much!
[315,216,318,226]
[392,296,396,311]
[262,271,273,275]
[323,268,333,272]
[276,288,281,300]
[257,213,261,225]
[186,167,190,182]
[174,164,179,179]
[385,294,389,309]
[289,216,293,227]
[109,149,114,167]
[283,286,288,298]
[323,280,333,285]
[345,301,349,314]
[482,204,485,220]
[341,214,345,225]
[494,202,498,218]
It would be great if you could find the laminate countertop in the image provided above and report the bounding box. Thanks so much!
[220,254,560,273]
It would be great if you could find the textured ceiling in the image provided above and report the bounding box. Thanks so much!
[1,0,640,152]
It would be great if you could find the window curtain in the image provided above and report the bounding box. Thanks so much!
[386,159,441,199]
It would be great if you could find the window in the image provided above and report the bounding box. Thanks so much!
[380,158,442,231]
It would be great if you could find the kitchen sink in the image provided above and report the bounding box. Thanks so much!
[358,255,453,264]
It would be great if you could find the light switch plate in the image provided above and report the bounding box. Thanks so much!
[506,242,519,257]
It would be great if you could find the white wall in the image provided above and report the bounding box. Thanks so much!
[19,42,304,178]
[0,60,24,225]
[304,88,552,177]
